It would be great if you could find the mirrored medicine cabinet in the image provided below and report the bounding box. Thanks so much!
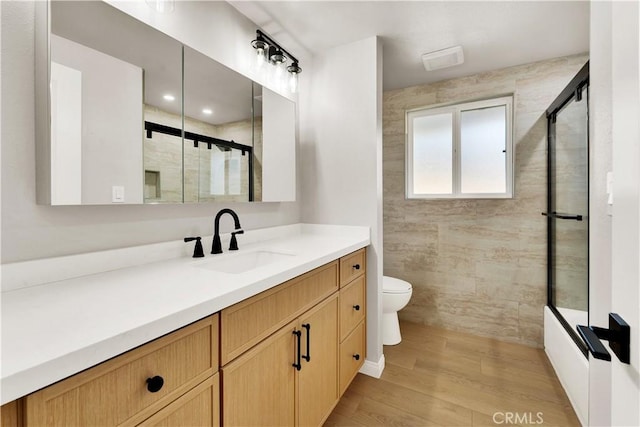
[35,0,296,206]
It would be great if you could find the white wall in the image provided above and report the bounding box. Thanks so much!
[609,2,640,425]
[590,3,640,426]
[1,1,300,263]
[107,1,294,102]
[51,34,143,205]
[589,2,613,425]
[50,61,82,205]
[300,36,384,370]
[262,88,296,202]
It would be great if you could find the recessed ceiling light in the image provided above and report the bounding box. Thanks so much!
[163,94,175,101]
[422,46,464,71]
[145,0,174,13]
[202,108,213,115]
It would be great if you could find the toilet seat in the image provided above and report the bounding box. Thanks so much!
[383,276,412,294]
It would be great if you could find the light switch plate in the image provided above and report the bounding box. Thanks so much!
[112,186,125,203]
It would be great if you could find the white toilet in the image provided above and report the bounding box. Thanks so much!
[382,276,413,345]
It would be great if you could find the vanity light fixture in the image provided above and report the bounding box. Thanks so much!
[251,29,302,93]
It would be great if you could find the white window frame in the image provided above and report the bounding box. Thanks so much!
[406,95,514,199]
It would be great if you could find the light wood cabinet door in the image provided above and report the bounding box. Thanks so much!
[222,320,297,427]
[297,294,338,427]
[137,374,219,427]
[221,262,338,365]
[1,400,22,427]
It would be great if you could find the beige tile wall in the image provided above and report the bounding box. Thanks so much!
[383,54,589,347]
[143,106,261,203]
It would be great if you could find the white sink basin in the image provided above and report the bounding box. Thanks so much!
[196,250,295,274]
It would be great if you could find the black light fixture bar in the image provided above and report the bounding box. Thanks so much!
[144,121,252,154]
[256,29,299,65]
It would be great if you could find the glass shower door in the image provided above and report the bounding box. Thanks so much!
[547,82,589,349]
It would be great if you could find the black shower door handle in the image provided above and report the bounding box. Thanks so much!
[542,212,583,221]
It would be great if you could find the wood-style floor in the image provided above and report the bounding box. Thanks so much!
[325,321,580,427]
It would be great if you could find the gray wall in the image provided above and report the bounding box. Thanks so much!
[300,36,384,368]
[383,54,588,347]
[1,1,300,263]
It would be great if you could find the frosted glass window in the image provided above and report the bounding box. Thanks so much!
[412,113,453,194]
[406,96,512,199]
[210,150,225,195]
[460,106,507,194]
[228,152,241,195]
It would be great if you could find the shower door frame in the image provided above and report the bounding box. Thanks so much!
[545,61,590,358]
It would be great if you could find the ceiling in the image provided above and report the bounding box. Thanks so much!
[231,1,590,91]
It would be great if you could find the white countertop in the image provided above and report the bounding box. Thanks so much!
[0,224,369,404]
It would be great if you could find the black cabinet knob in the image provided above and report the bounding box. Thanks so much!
[353,354,360,361]
[146,375,164,393]
[353,264,360,270]
[353,304,360,311]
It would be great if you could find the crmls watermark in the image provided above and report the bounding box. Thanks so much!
[492,412,544,425]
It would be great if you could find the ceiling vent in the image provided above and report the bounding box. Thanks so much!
[421,46,464,71]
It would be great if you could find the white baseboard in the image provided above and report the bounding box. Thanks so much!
[359,354,385,378]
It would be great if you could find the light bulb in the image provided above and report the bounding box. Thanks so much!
[274,62,284,79]
[256,47,266,69]
[145,0,174,13]
[289,72,298,93]
[252,38,269,71]
[287,62,301,93]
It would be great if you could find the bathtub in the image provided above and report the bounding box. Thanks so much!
[543,306,589,426]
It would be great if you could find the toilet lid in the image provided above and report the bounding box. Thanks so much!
[383,276,412,293]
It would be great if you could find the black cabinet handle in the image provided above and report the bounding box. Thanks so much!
[292,330,302,371]
[302,323,311,362]
[353,354,360,361]
[353,264,361,270]
[146,375,164,393]
[353,305,360,311]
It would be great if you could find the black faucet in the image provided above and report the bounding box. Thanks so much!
[184,237,205,258]
[212,208,243,254]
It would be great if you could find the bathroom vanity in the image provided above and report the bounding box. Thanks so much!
[0,224,369,426]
